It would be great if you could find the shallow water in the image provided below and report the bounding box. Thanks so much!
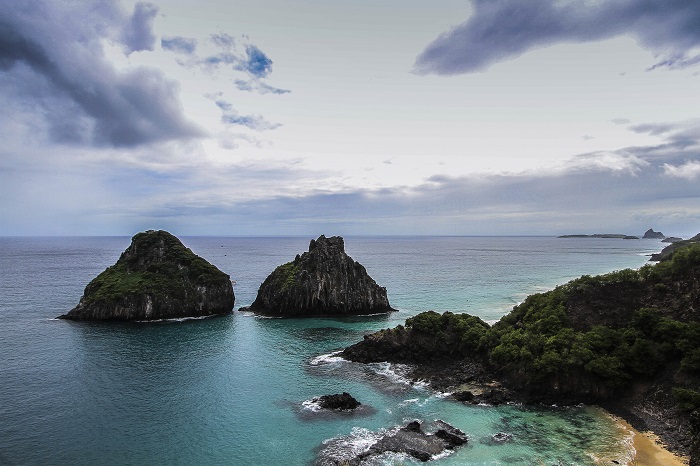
[0,236,661,465]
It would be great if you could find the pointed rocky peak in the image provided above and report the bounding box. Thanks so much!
[643,228,665,239]
[241,235,394,316]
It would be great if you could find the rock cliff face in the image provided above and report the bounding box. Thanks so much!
[59,230,234,321]
[241,235,394,316]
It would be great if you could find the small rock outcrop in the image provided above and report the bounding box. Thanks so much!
[59,230,234,321]
[316,420,468,465]
[314,392,361,411]
[643,228,665,239]
[240,235,394,316]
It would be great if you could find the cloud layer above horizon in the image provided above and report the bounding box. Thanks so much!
[414,0,700,75]
[1,0,699,237]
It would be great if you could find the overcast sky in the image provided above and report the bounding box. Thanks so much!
[1,0,700,237]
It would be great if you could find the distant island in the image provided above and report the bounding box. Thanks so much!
[60,230,235,321]
[643,228,665,239]
[558,234,639,239]
[342,237,700,463]
[559,228,669,241]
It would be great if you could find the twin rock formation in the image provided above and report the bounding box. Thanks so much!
[61,231,392,321]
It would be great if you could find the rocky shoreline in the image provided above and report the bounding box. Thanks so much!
[341,240,700,464]
[377,357,695,462]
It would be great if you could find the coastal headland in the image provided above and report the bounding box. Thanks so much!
[342,239,700,464]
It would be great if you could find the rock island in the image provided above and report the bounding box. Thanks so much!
[240,235,394,316]
[59,230,235,321]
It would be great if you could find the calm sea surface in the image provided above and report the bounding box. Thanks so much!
[0,236,663,465]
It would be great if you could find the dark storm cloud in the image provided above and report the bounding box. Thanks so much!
[630,122,679,136]
[414,0,700,75]
[161,36,197,55]
[0,0,203,147]
[120,2,159,54]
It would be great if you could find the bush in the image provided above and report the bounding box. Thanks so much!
[673,387,700,412]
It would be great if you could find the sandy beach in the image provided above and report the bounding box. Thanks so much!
[614,416,689,466]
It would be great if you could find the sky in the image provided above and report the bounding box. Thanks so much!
[1,0,700,237]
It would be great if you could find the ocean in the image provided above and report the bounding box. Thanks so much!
[0,236,663,465]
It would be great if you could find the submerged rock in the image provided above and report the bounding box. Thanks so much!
[480,432,513,446]
[59,230,234,321]
[240,235,394,316]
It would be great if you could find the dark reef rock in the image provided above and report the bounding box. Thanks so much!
[315,392,361,411]
[240,235,394,316]
[453,388,510,406]
[316,420,468,465]
[59,230,234,321]
[433,420,469,447]
[643,228,665,239]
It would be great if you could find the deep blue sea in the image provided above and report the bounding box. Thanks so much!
[0,236,664,465]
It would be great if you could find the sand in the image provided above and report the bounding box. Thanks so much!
[615,417,689,466]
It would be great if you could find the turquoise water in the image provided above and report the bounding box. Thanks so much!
[0,236,661,465]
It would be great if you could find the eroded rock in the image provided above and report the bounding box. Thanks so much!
[315,420,468,465]
[241,235,394,316]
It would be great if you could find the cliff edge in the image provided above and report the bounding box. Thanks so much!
[59,230,234,321]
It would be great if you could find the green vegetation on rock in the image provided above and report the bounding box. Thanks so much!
[405,311,491,354]
[61,230,234,321]
[348,241,700,399]
[343,239,700,462]
[272,261,301,292]
[82,231,228,307]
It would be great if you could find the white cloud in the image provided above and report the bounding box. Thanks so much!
[663,160,700,180]
[560,152,650,176]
